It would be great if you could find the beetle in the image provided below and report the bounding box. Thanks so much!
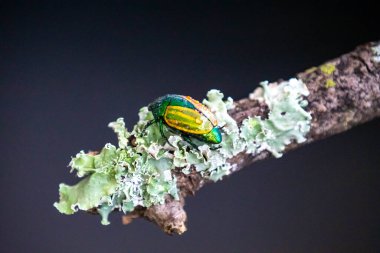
[143,94,222,148]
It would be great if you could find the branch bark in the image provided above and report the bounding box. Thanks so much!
[123,41,380,235]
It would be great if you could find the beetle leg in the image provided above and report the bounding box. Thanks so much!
[159,120,175,147]
[181,134,199,150]
[209,145,221,151]
[141,119,155,135]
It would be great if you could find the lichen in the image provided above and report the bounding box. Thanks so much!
[320,63,336,75]
[54,78,312,225]
[325,78,336,88]
[304,66,318,74]
[372,43,380,63]
[317,63,337,89]
[242,78,312,157]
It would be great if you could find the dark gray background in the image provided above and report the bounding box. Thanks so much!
[1,1,379,252]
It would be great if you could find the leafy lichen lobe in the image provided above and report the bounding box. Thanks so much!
[242,78,311,157]
[372,43,380,63]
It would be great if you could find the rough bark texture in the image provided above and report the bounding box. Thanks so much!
[123,41,380,235]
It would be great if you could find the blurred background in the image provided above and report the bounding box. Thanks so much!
[1,1,379,252]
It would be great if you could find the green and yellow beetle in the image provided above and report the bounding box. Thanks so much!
[144,94,222,148]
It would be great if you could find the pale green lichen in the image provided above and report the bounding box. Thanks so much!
[372,43,380,63]
[54,78,312,225]
[54,172,117,215]
[54,90,239,224]
[242,78,312,158]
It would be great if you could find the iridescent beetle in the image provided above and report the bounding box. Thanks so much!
[143,94,222,148]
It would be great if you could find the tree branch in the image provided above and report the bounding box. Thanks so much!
[123,41,380,235]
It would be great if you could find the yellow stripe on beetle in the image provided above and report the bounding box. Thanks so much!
[184,96,218,126]
[164,106,213,134]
